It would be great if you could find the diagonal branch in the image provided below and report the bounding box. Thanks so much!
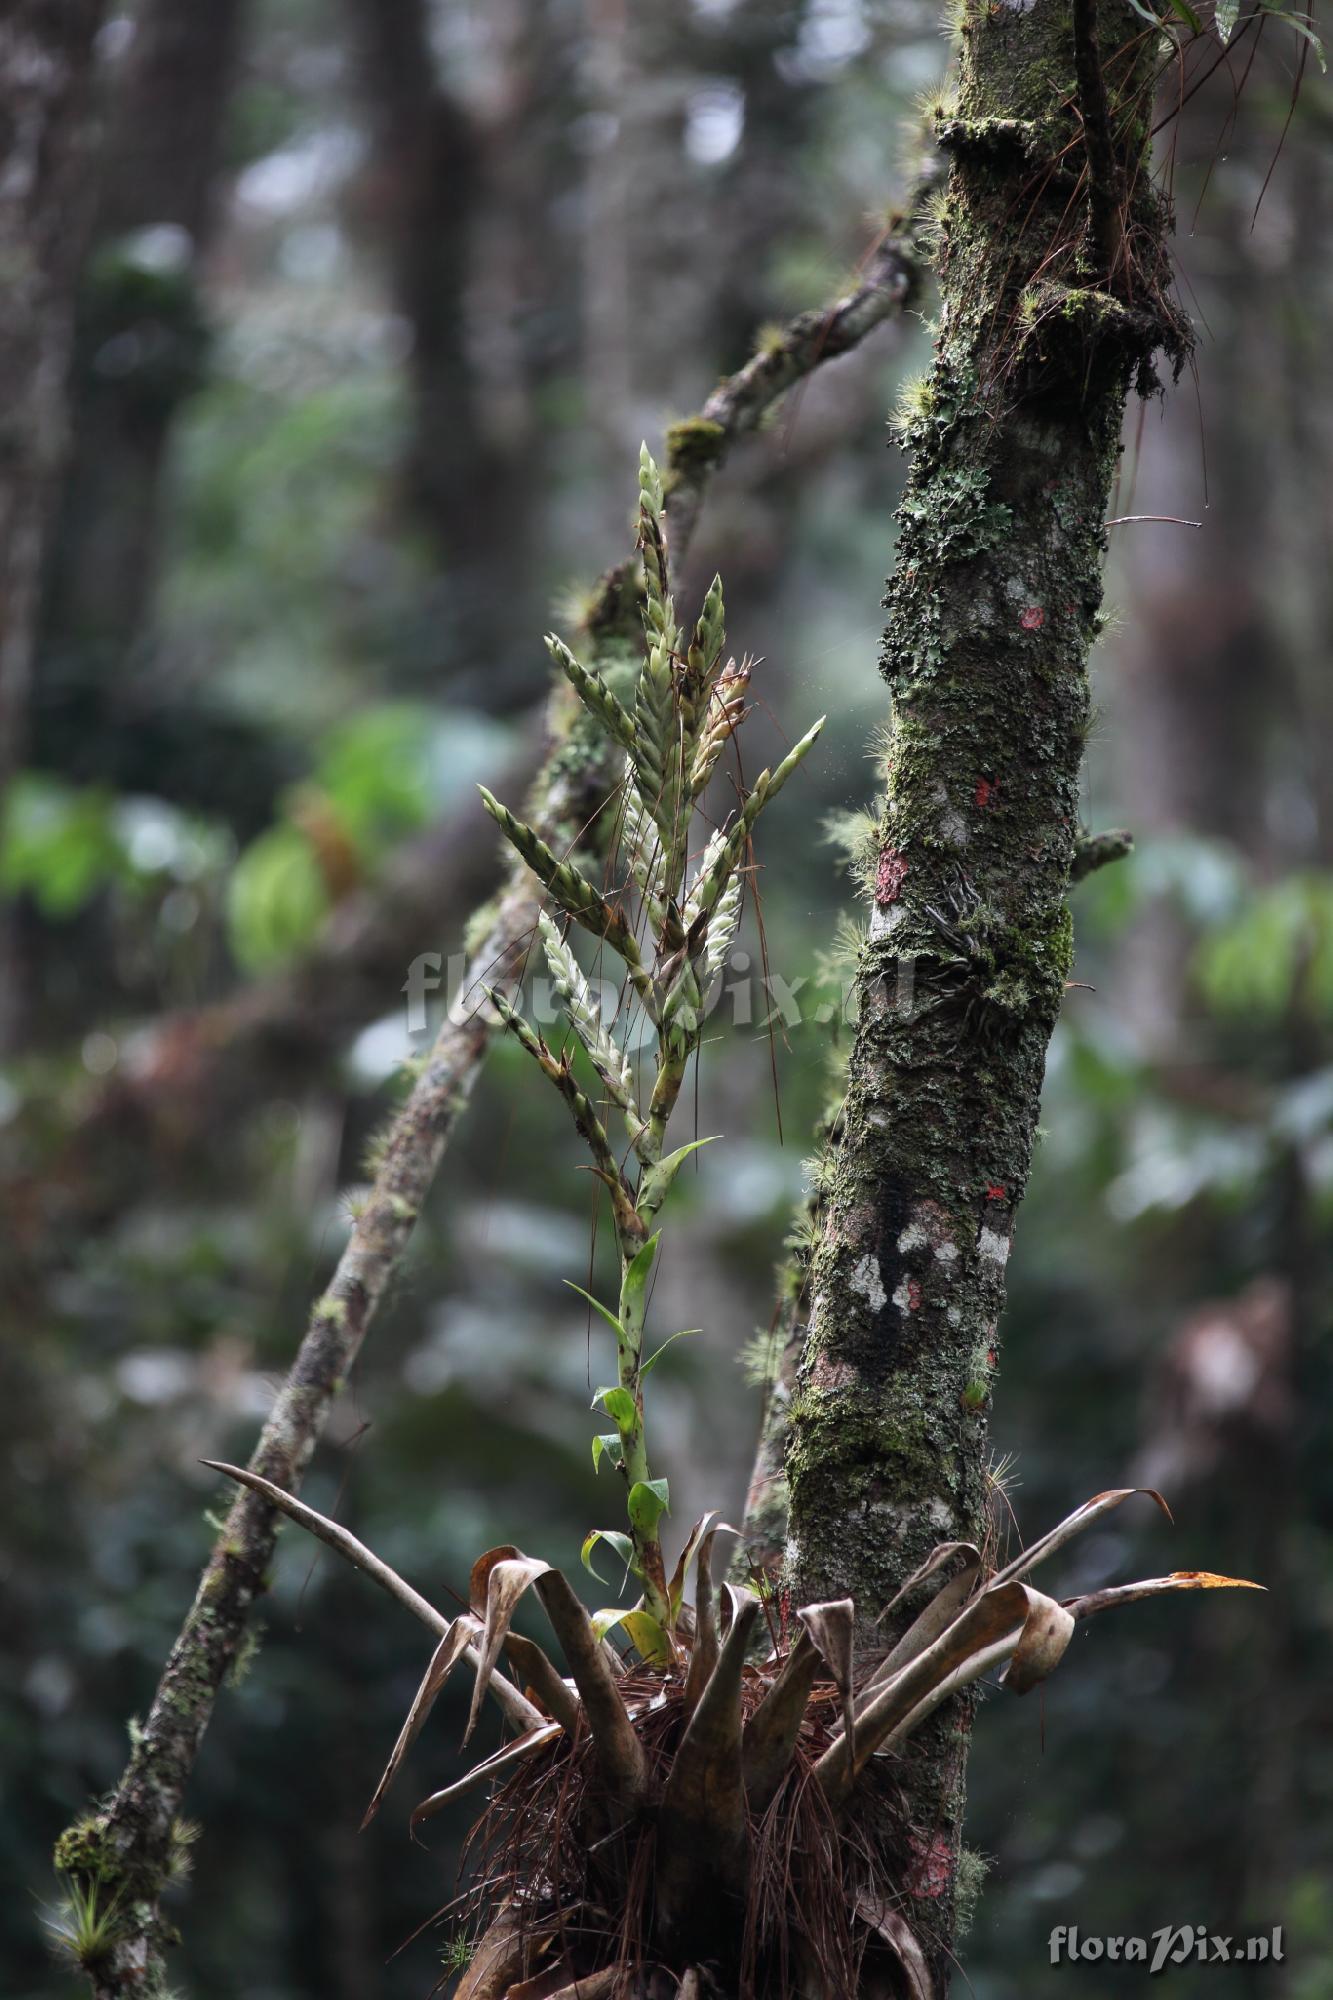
[60,173,937,1998]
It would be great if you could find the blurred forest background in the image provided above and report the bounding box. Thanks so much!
[3,1,1331,1996]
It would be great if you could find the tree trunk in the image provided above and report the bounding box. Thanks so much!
[0,0,104,1047]
[344,0,560,711]
[33,0,263,824]
[782,0,1184,1983]
[41,0,245,650]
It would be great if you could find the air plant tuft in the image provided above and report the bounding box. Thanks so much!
[206,455,1259,2000]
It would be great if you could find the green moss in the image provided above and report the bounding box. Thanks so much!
[225,1624,263,1690]
[462,896,500,957]
[664,416,726,481]
[54,1816,122,1887]
[954,1846,991,1937]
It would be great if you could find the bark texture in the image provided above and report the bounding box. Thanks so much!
[783,0,1182,1980]
[0,0,104,1042]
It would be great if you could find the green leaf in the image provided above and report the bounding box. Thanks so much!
[591,1432,624,1473]
[1257,2,1326,64]
[589,1605,636,1642]
[1214,0,1238,39]
[628,1478,670,1539]
[637,1138,718,1217]
[0,775,128,920]
[226,822,331,972]
[619,1609,673,1665]
[591,1385,637,1428]
[641,1329,703,1376]
[621,1230,661,1324]
[564,1281,625,1341]
[314,703,435,854]
[1124,0,1201,26]
[581,1528,639,1585]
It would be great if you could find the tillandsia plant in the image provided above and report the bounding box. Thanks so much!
[203,450,1264,2000]
[477,443,822,1650]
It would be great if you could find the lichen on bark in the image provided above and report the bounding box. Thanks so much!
[784,0,1186,1978]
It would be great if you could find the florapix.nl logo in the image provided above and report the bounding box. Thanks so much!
[1049,1925,1284,1974]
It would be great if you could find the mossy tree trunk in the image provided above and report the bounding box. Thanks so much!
[783,0,1183,1983]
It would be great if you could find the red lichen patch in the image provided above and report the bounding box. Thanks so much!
[1019,605,1045,631]
[985,1184,1006,1201]
[810,1353,858,1392]
[906,1278,923,1312]
[875,848,909,906]
[987,1345,999,1368]
[905,1833,955,1900]
[974,776,998,808]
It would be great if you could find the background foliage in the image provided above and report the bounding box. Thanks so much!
[3,1,1330,1996]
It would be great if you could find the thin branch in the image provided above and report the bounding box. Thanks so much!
[65,169,936,1997]
[1071,825,1134,881]
[662,168,944,559]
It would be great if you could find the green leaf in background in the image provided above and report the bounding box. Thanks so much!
[1215,0,1239,40]
[0,776,127,919]
[1257,1,1326,64]
[314,703,435,854]
[1196,874,1333,1022]
[226,821,331,972]
[627,1478,670,1539]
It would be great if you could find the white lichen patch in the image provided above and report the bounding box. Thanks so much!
[899,1201,959,1264]
[978,1225,1010,1266]
[850,1254,887,1314]
[870,900,906,940]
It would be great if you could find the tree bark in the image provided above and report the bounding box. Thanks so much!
[0,0,105,1045]
[37,0,250,786]
[343,0,560,711]
[783,0,1183,1982]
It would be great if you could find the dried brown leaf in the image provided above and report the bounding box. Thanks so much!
[465,1554,552,1746]
[1066,1570,1264,1620]
[854,1895,934,2000]
[797,1598,856,1765]
[411,1721,562,1828]
[990,1489,1172,1591]
[362,1613,480,1829]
